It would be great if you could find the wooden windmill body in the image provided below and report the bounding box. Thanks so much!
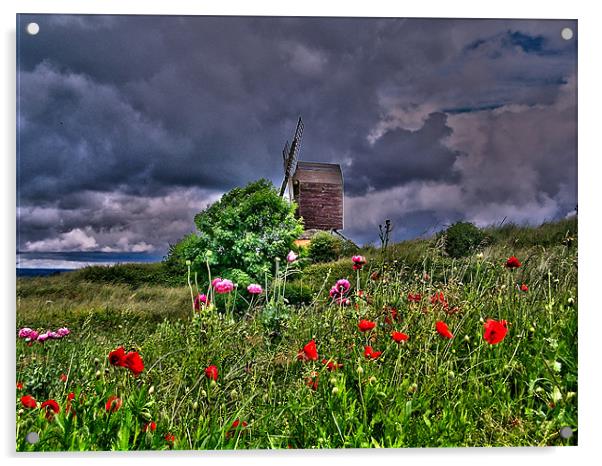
[280,118,344,243]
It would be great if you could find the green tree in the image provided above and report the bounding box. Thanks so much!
[167,179,303,280]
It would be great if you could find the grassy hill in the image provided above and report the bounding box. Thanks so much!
[16,217,577,450]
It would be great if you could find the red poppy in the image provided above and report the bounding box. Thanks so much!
[124,351,144,376]
[322,358,343,371]
[391,331,409,343]
[59,373,68,383]
[297,340,318,361]
[407,293,422,303]
[105,395,122,413]
[363,346,381,359]
[16,381,23,391]
[435,321,454,339]
[520,283,529,292]
[67,392,75,401]
[483,319,508,345]
[505,256,521,269]
[358,319,376,332]
[20,395,36,409]
[108,347,127,367]
[305,372,319,390]
[142,421,157,432]
[205,365,219,381]
[384,307,398,325]
[165,433,176,445]
[226,419,249,439]
[41,399,60,420]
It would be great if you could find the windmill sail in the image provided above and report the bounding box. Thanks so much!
[279,117,304,197]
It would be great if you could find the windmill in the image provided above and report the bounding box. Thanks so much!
[278,117,345,239]
[279,117,304,200]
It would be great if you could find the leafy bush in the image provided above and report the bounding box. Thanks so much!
[441,222,485,258]
[166,179,303,281]
[308,232,343,263]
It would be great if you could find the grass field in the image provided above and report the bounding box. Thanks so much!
[16,218,578,450]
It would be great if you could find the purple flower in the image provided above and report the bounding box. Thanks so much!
[286,251,298,263]
[247,283,263,295]
[335,279,350,293]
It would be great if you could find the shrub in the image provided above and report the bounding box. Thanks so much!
[308,232,343,263]
[441,222,485,258]
[166,179,303,281]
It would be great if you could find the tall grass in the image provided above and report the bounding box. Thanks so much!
[15,218,577,450]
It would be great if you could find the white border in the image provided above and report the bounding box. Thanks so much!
[3,1,600,465]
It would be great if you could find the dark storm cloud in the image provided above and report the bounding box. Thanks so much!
[17,15,577,250]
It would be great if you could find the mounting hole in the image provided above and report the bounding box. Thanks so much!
[561,27,573,40]
[25,432,39,444]
[26,22,40,35]
[559,426,573,439]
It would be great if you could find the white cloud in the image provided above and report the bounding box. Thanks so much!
[24,228,98,252]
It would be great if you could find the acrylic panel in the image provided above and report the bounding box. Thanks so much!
[16,14,578,451]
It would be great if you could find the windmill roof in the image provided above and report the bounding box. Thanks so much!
[293,162,343,184]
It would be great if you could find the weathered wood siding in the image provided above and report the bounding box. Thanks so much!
[292,162,344,231]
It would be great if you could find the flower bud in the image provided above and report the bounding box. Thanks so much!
[230,389,238,400]
[356,366,364,375]
[479,317,484,323]
[368,376,377,384]
[201,390,207,397]
[95,370,102,378]
[193,401,199,410]
[94,357,100,365]
[210,380,217,388]
[407,383,418,394]
[463,335,470,343]
[329,377,337,386]
[148,386,155,395]
[186,260,192,266]
[332,387,339,395]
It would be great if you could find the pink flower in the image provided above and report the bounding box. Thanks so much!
[18,328,33,339]
[211,277,223,287]
[247,283,263,295]
[286,251,298,263]
[56,327,70,337]
[214,279,235,294]
[194,294,208,310]
[335,279,350,293]
[48,331,61,339]
[29,330,39,341]
[37,332,50,342]
[352,255,366,270]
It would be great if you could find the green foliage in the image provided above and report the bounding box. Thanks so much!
[308,232,344,263]
[16,221,578,449]
[441,222,486,258]
[73,262,184,288]
[167,179,303,281]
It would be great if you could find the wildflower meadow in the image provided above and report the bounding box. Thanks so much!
[16,218,577,450]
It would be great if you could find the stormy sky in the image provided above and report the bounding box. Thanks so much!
[17,15,577,256]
